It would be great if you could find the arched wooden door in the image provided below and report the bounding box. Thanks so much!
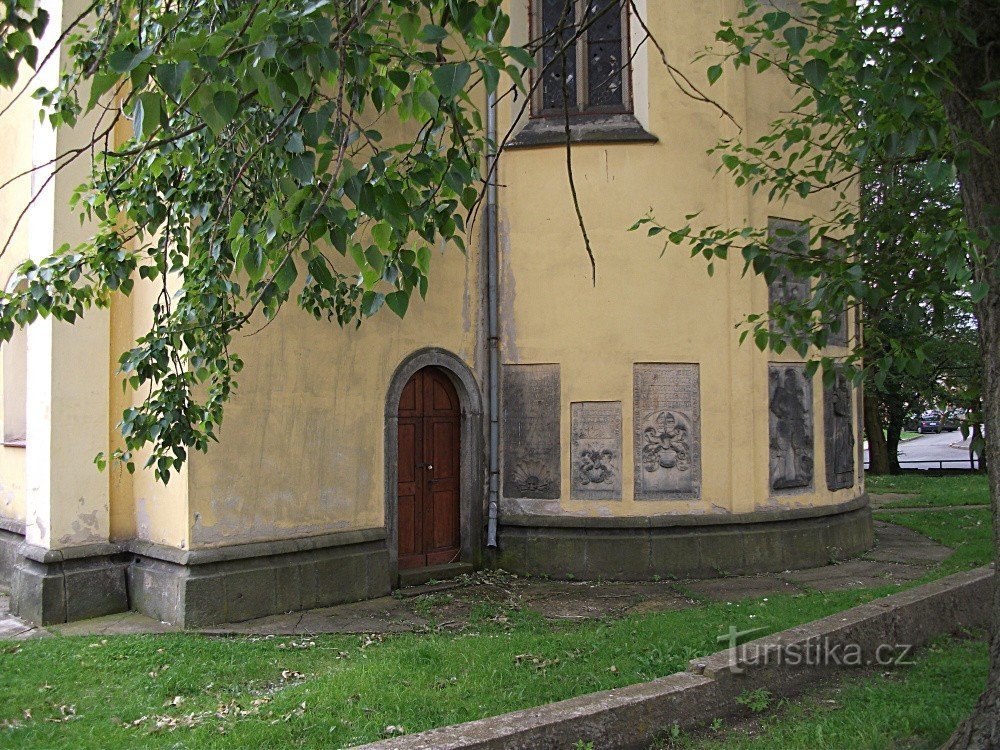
[396,367,462,569]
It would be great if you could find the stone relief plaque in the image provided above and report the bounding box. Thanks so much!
[768,218,811,332]
[570,401,622,500]
[502,364,561,499]
[769,363,815,493]
[825,373,856,490]
[633,364,702,500]
[823,238,849,347]
[856,383,865,486]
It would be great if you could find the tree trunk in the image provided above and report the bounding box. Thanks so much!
[864,388,891,474]
[940,2,1000,748]
[972,420,985,472]
[886,397,906,474]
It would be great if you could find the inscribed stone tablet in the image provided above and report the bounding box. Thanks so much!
[570,402,622,500]
[502,364,561,499]
[633,364,702,500]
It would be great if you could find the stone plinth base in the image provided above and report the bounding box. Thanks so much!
[495,496,874,580]
[10,543,129,625]
[0,518,24,590]
[125,529,392,628]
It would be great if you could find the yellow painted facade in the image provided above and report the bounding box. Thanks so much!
[0,0,867,626]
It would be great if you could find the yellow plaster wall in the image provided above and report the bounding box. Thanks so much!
[9,0,863,552]
[496,0,864,518]
[0,77,35,524]
[185,248,482,549]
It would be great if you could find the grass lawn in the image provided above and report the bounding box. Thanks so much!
[867,473,990,508]
[668,633,988,750]
[0,476,992,749]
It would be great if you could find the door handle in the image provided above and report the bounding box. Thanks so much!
[418,463,434,470]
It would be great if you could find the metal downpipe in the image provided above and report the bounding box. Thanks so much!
[485,81,500,548]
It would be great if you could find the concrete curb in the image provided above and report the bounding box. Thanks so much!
[352,566,993,750]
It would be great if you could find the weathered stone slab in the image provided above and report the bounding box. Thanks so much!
[767,218,810,332]
[570,401,622,500]
[823,238,849,347]
[768,363,814,494]
[502,365,561,499]
[824,372,856,490]
[634,364,701,500]
[856,382,865,486]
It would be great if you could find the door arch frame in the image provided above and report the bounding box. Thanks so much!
[385,348,484,582]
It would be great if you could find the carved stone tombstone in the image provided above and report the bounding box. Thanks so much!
[768,218,811,332]
[633,364,702,500]
[571,402,622,500]
[824,373,856,490]
[823,238,849,347]
[856,383,865,486]
[502,364,561,499]
[768,363,814,493]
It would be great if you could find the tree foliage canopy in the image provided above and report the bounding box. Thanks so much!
[633,0,993,397]
[0,0,526,480]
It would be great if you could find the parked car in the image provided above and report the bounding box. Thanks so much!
[919,411,944,434]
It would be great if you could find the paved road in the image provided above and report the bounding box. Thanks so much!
[865,430,979,470]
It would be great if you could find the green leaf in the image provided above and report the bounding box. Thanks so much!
[504,45,535,69]
[802,59,828,88]
[136,92,162,140]
[398,13,420,41]
[361,291,385,316]
[273,257,298,293]
[783,26,808,55]
[108,45,153,74]
[213,90,240,124]
[289,152,315,185]
[707,65,723,85]
[385,290,410,318]
[419,24,449,44]
[432,62,472,99]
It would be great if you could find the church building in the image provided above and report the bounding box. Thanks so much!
[0,0,871,626]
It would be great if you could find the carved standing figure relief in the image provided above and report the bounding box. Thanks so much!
[825,373,856,490]
[769,366,814,491]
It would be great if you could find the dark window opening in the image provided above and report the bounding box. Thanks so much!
[534,0,630,117]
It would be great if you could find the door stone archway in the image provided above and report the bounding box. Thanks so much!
[396,367,462,569]
[385,349,483,583]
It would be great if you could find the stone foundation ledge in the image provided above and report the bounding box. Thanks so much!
[10,542,129,626]
[495,496,874,580]
[124,529,391,628]
[2,527,392,628]
[352,565,993,750]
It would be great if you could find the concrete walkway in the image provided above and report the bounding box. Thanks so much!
[1,520,954,640]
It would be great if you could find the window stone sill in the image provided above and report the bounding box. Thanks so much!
[506,114,657,149]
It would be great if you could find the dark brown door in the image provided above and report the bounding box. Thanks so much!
[397,367,461,569]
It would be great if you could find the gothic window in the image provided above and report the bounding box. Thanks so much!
[533,0,630,117]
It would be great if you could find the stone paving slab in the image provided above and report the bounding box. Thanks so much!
[0,520,955,639]
[51,611,181,637]
[861,521,954,565]
[779,559,928,592]
[868,492,921,507]
[679,575,804,603]
[0,593,46,640]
